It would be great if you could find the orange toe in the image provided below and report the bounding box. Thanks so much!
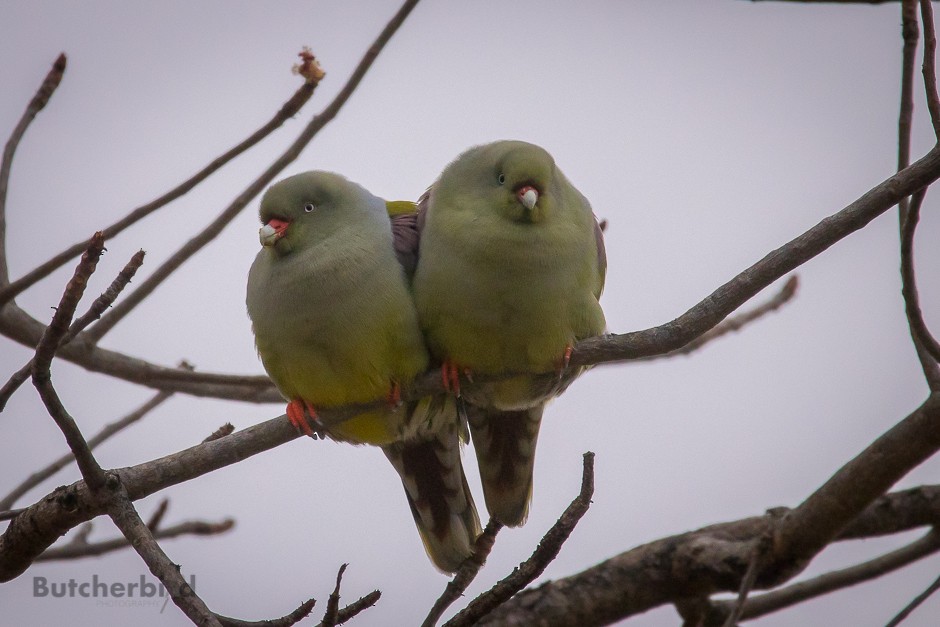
[286,399,316,437]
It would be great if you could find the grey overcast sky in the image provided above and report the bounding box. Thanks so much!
[1,1,939,625]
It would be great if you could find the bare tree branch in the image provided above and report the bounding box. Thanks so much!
[217,598,316,627]
[423,519,504,627]
[569,143,940,369]
[900,190,940,388]
[885,555,940,626]
[771,394,940,581]
[3,51,938,407]
[446,452,595,627]
[315,591,382,627]
[36,517,234,562]
[320,563,348,627]
[921,0,940,136]
[471,396,940,625]
[705,528,940,624]
[897,1,940,389]
[722,529,775,627]
[80,0,421,344]
[31,233,108,490]
[23,239,221,624]
[104,478,222,626]
[0,248,145,410]
[202,422,236,443]
[0,56,320,307]
[633,275,798,363]
[0,411,297,582]
[0,387,172,510]
[0,53,66,288]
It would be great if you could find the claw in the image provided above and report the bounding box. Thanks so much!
[286,399,324,438]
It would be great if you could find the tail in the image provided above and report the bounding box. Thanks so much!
[383,429,482,573]
[465,404,545,527]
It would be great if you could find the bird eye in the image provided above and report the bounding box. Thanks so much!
[303,203,316,213]
[497,173,506,185]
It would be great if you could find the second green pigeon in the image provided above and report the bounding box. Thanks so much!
[408,140,607,526]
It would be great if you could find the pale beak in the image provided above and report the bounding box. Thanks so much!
[517,185,539,211]
[259,218,290,246]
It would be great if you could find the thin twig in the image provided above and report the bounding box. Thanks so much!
[146,498,170,530]
[0,388,171,509]
[722,531,773,627]
[0,249,145,410]
[886,560,940,626]
[0,57,321,306]
[31,233,107,489]
[36,517,234,561]
[82,0,422,344]
[321,563,348,627]
[896,1,940,389]
[422,518,504,627]
[900,190,940,389]
[921,0,940,137]
[315,591,381,627]
[0,508,23,522]
[445,452,595,627]
[217,598,317,627]
[0,53,66,288]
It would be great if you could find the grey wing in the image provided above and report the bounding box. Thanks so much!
[389,190,429,281]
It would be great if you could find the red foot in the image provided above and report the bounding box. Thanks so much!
[286,399,321,437]
[441,361,461,396]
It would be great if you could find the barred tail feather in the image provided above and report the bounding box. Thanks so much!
[465,404,545,527]
[383,431,482,573]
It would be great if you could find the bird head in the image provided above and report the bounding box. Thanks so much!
[257,171,374,256]
[453,140,556,225]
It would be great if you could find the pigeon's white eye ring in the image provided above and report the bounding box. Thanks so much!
[303,203,316,213]
[497,173,506,185]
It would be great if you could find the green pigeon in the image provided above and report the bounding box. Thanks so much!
[408,141,607,526]
[246,171,481,572]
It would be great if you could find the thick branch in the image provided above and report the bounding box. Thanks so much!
[4,142,937,404]
[472,393,940,626]
[0,412,297,581]
[632,275,797,363]
[570,144,940,368]
[771,394,940,579]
